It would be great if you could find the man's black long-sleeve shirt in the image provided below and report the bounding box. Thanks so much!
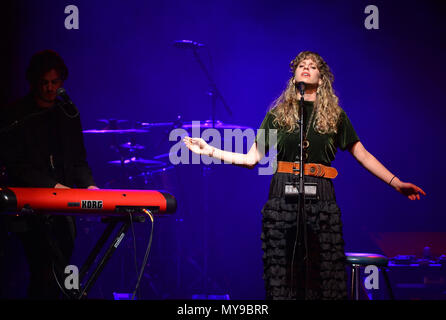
[0,93,95,188]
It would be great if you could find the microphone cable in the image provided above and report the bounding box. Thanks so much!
[128,212,141,300]
[58,100,79,119]
[52,261,74,299]
[131,208,154,300]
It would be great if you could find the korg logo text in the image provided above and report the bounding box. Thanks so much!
[81,200,103,209]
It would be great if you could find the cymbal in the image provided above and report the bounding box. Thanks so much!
[137,121,177,128]
[134,119,252,130]
[181,120,251,130]
[84,118,150,133]
[83,129,149,134]
[108,157,166,167]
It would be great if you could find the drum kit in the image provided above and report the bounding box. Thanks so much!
[83,117,251,190]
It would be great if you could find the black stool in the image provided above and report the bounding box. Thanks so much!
[345,252,394,300]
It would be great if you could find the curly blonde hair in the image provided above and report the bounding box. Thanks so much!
[270,51,342,134]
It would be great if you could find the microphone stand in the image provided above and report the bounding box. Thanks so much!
[191,47,232,125]
[296,83,309,299]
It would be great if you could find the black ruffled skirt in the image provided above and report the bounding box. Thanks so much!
[261,172,347,300]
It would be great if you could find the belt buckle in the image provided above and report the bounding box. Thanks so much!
[292,162,299,175]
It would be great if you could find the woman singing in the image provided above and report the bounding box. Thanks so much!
[183,51,425,300]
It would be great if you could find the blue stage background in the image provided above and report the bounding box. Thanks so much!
[1,0,444,299]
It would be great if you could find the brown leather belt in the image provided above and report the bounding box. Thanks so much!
[277,161,338,179]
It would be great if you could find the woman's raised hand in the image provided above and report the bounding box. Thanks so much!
[183,136,213,156]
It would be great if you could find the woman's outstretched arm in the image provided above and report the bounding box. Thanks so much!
[183,136,263,169]
[348,141,426,200]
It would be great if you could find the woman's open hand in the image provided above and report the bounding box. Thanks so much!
[393,180,426,200]
[183,136,213,156]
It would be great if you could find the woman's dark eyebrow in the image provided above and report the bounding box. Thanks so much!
[299,63,316,67]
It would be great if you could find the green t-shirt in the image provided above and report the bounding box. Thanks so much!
[255,100,359,166]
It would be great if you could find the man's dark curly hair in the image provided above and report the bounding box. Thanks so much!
[26,50,68,86]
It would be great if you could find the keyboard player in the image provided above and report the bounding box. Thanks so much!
[0,50,98,299]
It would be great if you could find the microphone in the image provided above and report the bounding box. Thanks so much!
[56,87,74,106]
[56,87,79,118]
[173,40,205,49]
[295,81,306,96]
